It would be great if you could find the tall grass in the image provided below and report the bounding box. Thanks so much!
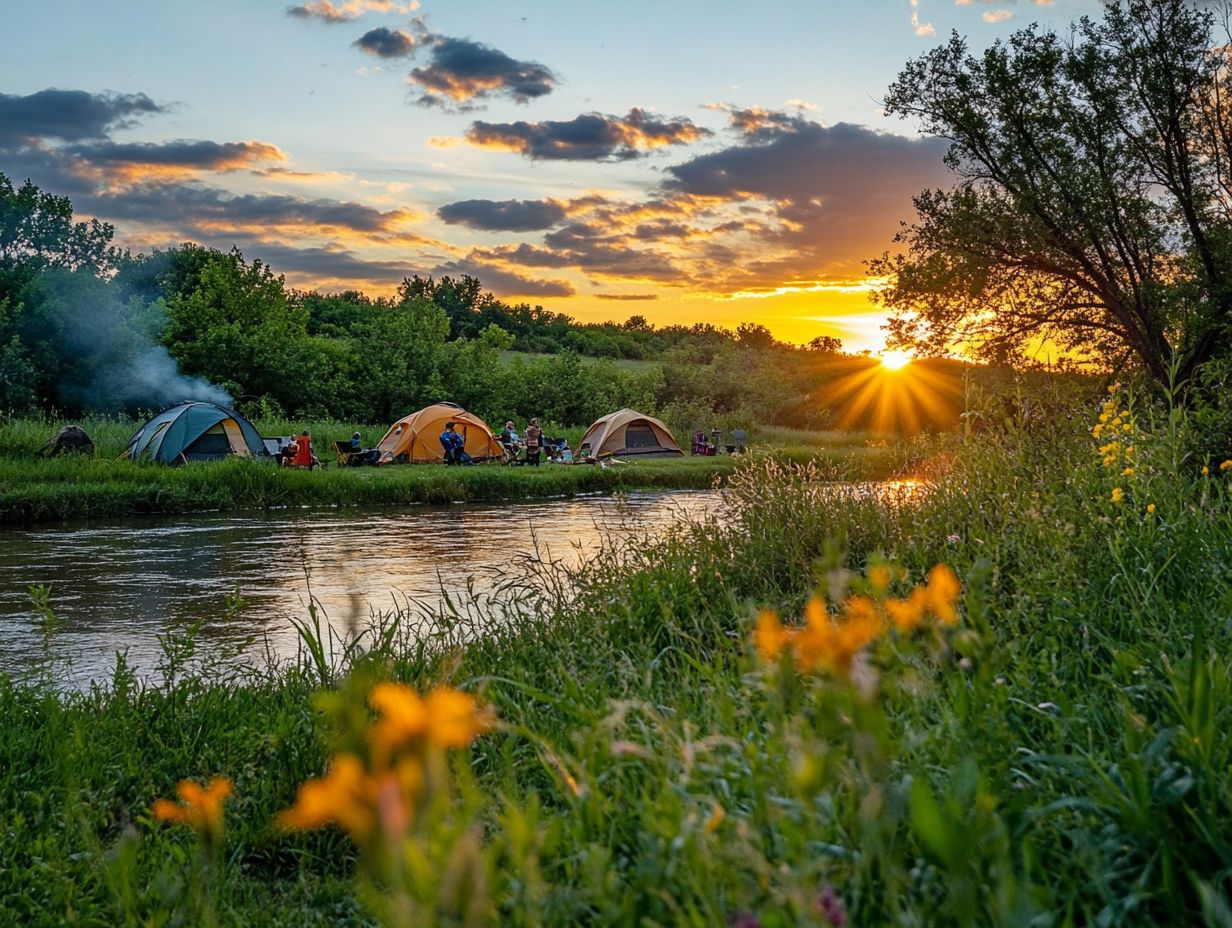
[1,384,1228,925]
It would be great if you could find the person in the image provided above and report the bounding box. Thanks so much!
[349,431,361,453]
[439,420,469,465]
[732,427,747,454]
[293,431,313,468]
[281,435,298,467]
[577,442,594,463]
[524,418,543,466]
[499,420,522,461]
[710,427,723,454]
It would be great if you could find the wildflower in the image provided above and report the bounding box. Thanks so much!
[1122,467,1134,477]
[1111,487,1124,504]
[753,608,792,661]
[369,683,491,758]
[866,563,892,592]
[924,564,961,625]
[816,885,849,927]
[1222,460,1232,472]
[1203,466,1210,476]
[1125,446,1134,458]
[1108,382,1121,394]
[280,754,374,839]
[1092,424,1104,438]
[947,533,961,544]
[1122,422,1133,433]
[794,596,882,676]
[704,802,726,833]
[886,586,927,633]
[1147,503,1156,514]
[153,776,233,848]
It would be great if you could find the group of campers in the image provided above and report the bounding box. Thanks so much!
[120,401,695,466]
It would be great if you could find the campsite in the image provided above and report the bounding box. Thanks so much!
[6,1,1232,926]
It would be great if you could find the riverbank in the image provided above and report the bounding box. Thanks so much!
[5,385,1228,925]
[0,415,914,524]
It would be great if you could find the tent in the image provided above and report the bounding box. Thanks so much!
[377,402,503,464]
[124,402,269,464]
[579,409,683,458]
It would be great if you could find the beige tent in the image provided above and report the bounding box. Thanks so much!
[579,409,683,458]
[378,403,502,463]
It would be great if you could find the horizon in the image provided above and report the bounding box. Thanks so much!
[0,0,1100,350]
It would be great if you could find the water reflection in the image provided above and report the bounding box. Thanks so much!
[0,492,718,685]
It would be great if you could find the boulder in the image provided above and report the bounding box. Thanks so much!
[41,425,94,457]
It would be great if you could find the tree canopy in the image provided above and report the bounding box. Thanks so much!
[873,0,1232,383]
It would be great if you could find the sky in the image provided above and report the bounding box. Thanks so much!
[0,0,1103,351]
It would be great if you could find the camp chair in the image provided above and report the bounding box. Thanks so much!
[498,438,522,465]
[333,440,358,467]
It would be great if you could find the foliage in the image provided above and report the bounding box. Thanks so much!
[874,0,1232,383]
[1,384,1231,924]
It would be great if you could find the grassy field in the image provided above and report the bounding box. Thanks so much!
[0,414,914,525]
[1,382,1229,925]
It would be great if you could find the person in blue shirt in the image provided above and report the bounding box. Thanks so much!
[439,421,471,465]
[350,431,361,452]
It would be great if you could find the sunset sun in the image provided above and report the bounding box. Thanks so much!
[879,349,912,371]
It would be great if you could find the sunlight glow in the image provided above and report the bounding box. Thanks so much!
[879,350,912,371]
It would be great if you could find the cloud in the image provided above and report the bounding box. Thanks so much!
[286,0,417,24]
[0,89,164,145]
[910,0,935,36]
[982,9,1013,22]
[65,139,287,184]
[463,108,710,161]
[431,258,575,297]
[437,198,568,231]
[409,36,557,108]
[595,293,658,301]
[353,26,419,57]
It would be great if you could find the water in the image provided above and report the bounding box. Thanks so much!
[0,492,719,686]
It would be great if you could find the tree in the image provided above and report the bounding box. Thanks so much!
[807,335,843,353]
[872,0,1232,383]
[0,173,120,276]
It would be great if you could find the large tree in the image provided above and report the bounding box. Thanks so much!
[872,0,1232,383]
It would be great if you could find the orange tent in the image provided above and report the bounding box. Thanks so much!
[578,408,683,458]
[377,403,503,464]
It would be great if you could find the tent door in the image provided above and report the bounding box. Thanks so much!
[221,418,249,456]
[624,424,662,449]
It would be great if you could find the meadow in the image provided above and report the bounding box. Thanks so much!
[1,379,1228,926]
[0,414,910,525]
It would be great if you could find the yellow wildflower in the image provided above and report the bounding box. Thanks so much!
[1122,467,1134,477]
[753,608,792,662]
[279,753,381,841]
[1108,382,1121,394]
[369,683,491,757]
[1203,466,1210,476]
[1221,460,1232,472]
[153,776,233,847]
[867,563,893,592]
[1146,503,1156,514]
[1111,487,1124,504]
[425,687,493,749]
[1125,446,1134,458]
[924,564,961,625]
[886,585,927,633]
[1092,424,1104,438]
[1122,422,1133,433]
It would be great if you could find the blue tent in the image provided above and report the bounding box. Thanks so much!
[124,402,269,464]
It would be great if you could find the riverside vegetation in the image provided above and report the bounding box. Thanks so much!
[0,415,909,525]
[2,377,1230,926]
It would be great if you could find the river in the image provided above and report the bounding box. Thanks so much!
[0,491,720,687]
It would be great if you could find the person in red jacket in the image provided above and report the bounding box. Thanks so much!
[294,431,313,468]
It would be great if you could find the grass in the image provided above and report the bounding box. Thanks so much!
[0,414,912,524]
[3,382,1229,925]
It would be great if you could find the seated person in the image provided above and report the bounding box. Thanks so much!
[498,420,522,458]
[293,431,314,468]
[576,442,595,463]
[349,431,361,453]
[439,421,472,465]
[281,436,298,467]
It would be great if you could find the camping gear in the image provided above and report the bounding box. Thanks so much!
[377,402,503,464]
[41,425,94,457]
[578,409,684,459]
[123,402,269,465]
